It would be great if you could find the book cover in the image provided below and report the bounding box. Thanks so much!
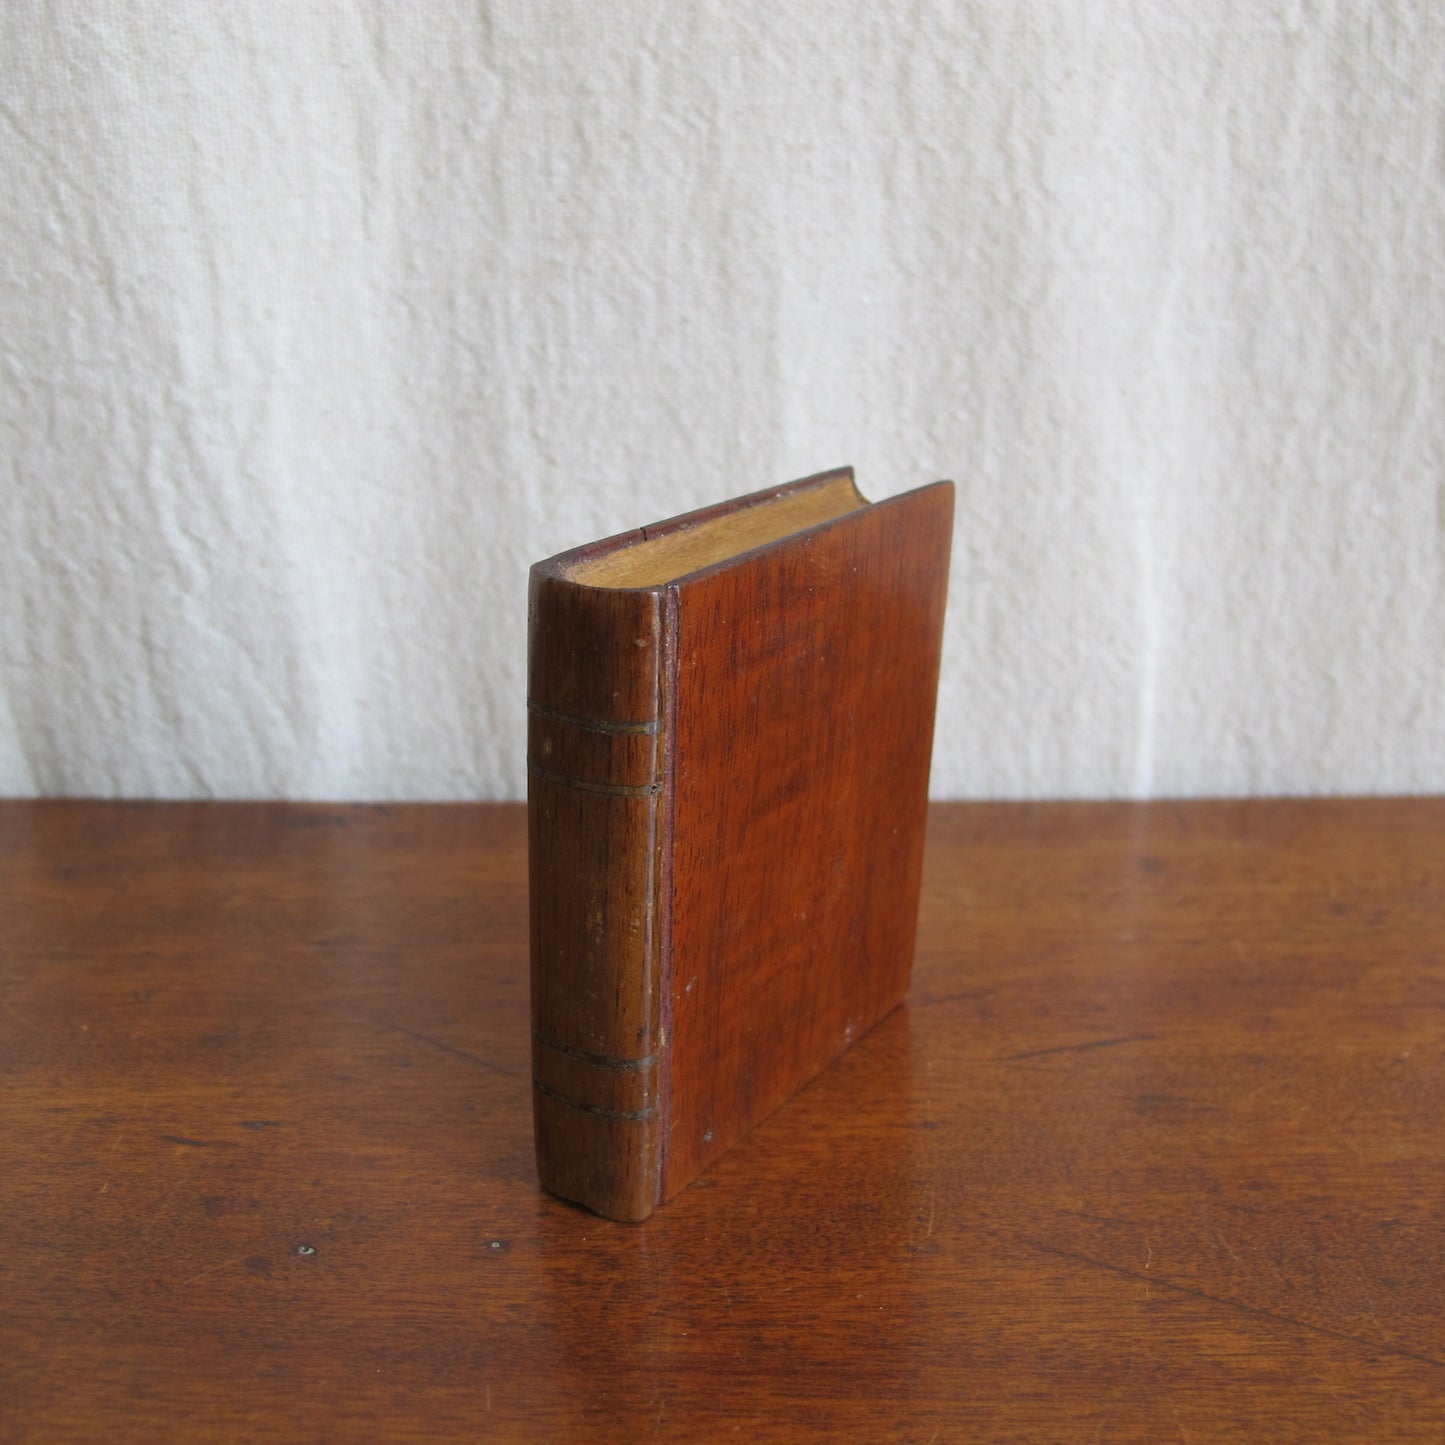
[528,467,953,1220]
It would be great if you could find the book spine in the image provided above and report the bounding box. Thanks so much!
[527,570,667,1221]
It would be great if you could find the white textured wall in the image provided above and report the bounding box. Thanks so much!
[3,3,1442,800]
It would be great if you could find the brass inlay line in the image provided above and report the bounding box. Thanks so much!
[532,1078,658,1122]
[533,1030,658,1072]
[526,760,661,798]
[527,698,659,735]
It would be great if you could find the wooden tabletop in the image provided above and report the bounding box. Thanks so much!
[3,798,1444,1440]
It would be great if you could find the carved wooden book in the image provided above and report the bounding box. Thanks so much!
[528,467,953,1220]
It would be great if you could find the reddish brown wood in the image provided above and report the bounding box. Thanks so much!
[664,479,952,1197]
[529,469,952,1219]
[4,797,1445,1439]
[528,575,666,1220]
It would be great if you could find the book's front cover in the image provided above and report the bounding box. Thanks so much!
[658,482,953,1200]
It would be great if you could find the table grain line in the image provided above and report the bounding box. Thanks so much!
[998,1032,1158,1062]
[1020,1236,1445,1373]
[363,1016,523,1080]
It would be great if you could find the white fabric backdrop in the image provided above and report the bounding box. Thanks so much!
[2,2,1442,800]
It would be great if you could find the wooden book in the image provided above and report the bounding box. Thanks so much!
[528,467,953,1220]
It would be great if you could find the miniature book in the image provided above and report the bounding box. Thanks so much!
[528,467,953,1220]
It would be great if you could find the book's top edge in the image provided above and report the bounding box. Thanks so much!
[534,472,952,592]
[661,477,955,593]
[533,466,855,582]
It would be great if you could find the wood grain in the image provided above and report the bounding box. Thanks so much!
[3,798,1445,1440]
[664,479,952,1197]
[528,572,666,1221]
[528,470,952,1219]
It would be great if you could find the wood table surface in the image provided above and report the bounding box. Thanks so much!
[3,798,1444,1441]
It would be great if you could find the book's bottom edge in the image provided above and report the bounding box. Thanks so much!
[533,987,914,1222]
[652,988,914,1210]
[532,1085,659,1223]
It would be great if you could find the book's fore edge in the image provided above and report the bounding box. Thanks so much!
[918,480,955,798]
[528,572,666,1221]
[888,478,955,994]
[532,466,861,583]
